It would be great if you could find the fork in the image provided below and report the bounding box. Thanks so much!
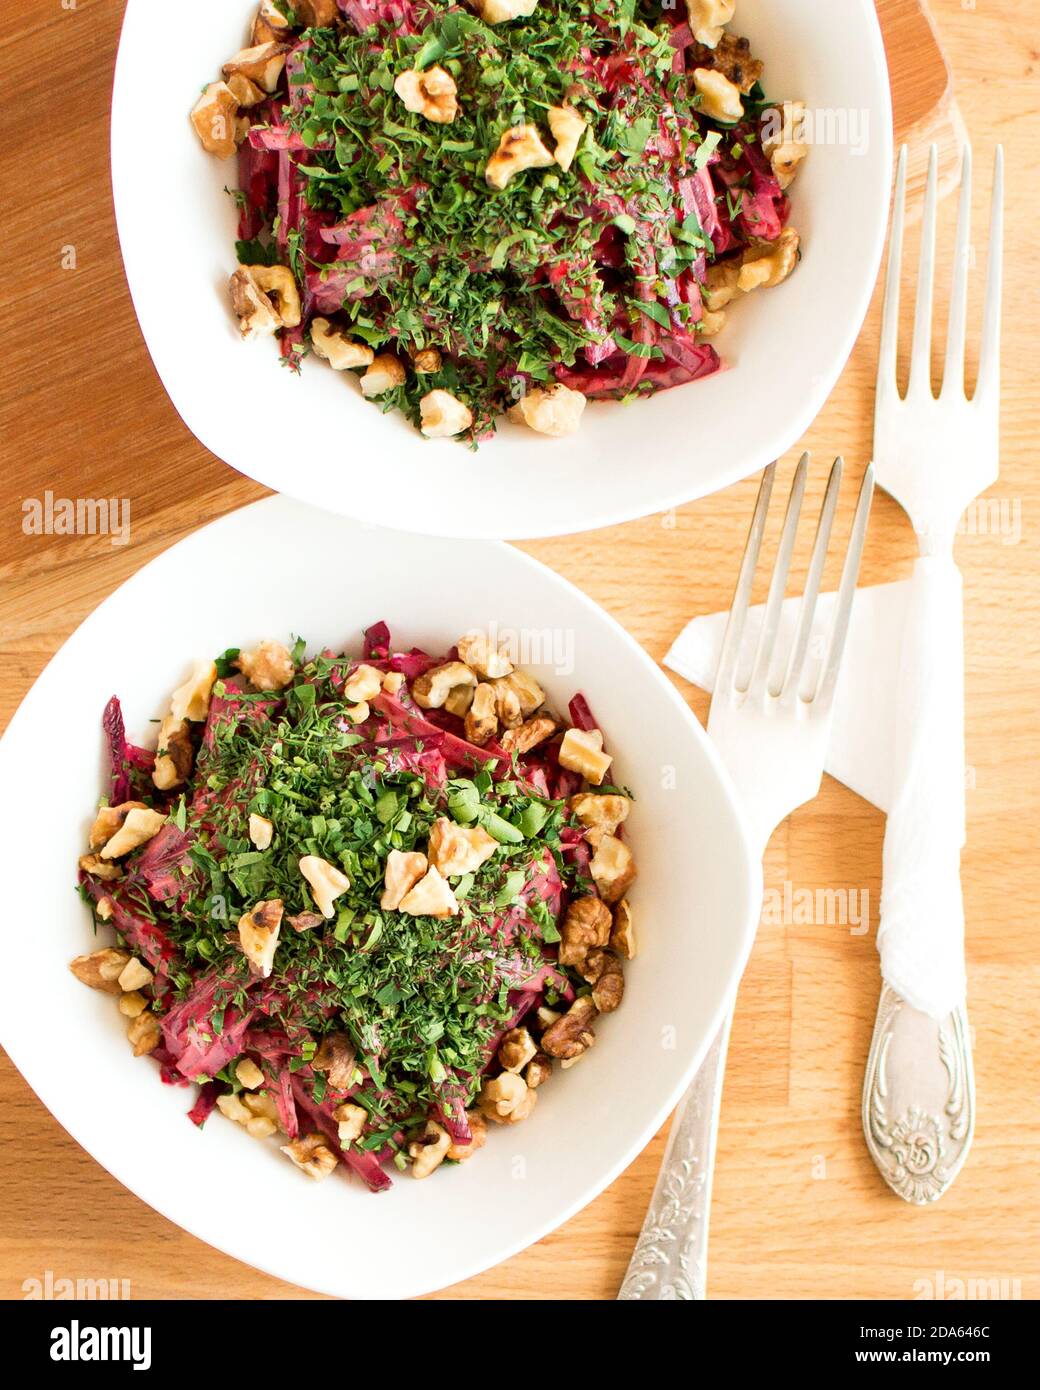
[619,454,874,1299]
[862,144,1002,1204]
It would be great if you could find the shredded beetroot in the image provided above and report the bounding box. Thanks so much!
[188,1082,221,1128]
[363,620,392,661]
[102,696,153,804]
[131,824,194,905]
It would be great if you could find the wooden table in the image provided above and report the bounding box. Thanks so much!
[1,0,1037,1301]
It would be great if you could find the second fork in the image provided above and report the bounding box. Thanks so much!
[619,454,874,1299]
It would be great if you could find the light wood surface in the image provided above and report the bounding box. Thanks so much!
[2,0,1038,1301]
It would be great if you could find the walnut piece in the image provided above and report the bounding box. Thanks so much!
[310,317,375,371]
[152,714,193,792]
[699,307,727,337]
[235,1058,265,1090]
[525,1052,552,1089]
[335,1102,367,1146]
[493,681,522,729]
[703,259,741,312]
[585,949,625,1013]
[507,383,586,436]
[344,663,383,703]
[237,639,295,690]
[408,1120,453,1178]
[568,792,630,835]
[445,683,475,717]
[380,849,429,910]
[427,818,498,878]
[464,682,498,745]
[420,389,473,438]
[312,1032,358,1091]
[761,101,809,187]
[498,1027,537,1073]
[360,353,407,397]
[589,834,637,905]
[78,853,122,882]
[394,65,459,124]
[88,800,143,851]
[412,661,477,709]
[69,948,130,995]
[170,659,217,722]
[118,991,148,1019]
[589,828,636,906]
[100,807,166,860]
[610,898,636,959]
[117,957,153,992]
[486,124,555,190]
[249,813,274,850]
[457,632,514,680]
[499,715,556,755]
[492,669,545,717]
[478,0,539,21]
[737,227,801,292]
[693,66,744,124]
[548,104,586,172]
[299,855,350,919]
[558,894,612,970]
[226,73,266,108]
[558,727,612,785]
[229,266,301,338]
[222,41,289,94]
[127,1010,162,1057]
[224,1086,279,1140]
[541,997,598,1061]
[398,866,459,918]
[218,1092,252,1124]
[287,910,325,932]
[253,1,292,45]
[281,1133,339,1181]
[238,898,283,978]
[295,0,340,24]
[685,0,735,48]
[479,1071,537,1124]
[190,83,245,159]
[693,32,764,94]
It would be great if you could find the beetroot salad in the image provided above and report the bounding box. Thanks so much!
[71,625,636,1189]
[191,1,808,443]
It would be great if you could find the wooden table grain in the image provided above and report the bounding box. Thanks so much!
[2,0,1038,1301]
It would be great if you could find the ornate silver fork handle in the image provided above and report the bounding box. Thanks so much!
[862,983,975,1204]
[619,457,874,1300]
[618,1018,730,1300]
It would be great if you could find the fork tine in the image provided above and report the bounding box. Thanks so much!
[746,453,808,695]
[812,465,875,707]
[714,463,776,694]
[941,144,972,399]
[878,146,907,390]
[976,145,1004,403]
[779,457,843,700]
[908,145,938,399]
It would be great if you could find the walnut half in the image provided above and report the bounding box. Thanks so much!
[540,996,598,1061]
[394,65,458,125]
[486,124,555,190]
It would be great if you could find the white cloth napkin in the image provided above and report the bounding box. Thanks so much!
[664,578,967,1018]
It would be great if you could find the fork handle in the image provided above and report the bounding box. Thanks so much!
[867,552,974,1201]
[877,552,966,1016]
[617,1013,732,1300]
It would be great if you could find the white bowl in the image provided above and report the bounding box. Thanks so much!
[0,498,759,1299]
[111,1,892,540]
